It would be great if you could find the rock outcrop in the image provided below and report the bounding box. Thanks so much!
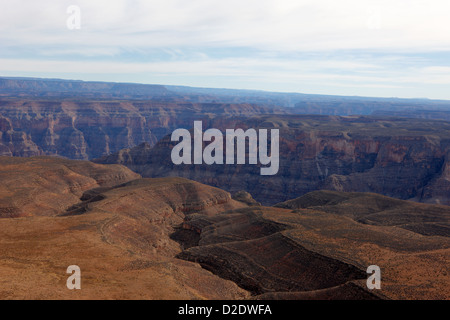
[0,157,249,299]
[97,115,450,206]
[176,191,450,300]
[0,156,141,217]
[0,98,287,159]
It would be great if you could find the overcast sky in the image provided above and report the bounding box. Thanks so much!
[1,0,450,99]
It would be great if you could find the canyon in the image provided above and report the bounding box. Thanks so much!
[0,97,287,159]
[97,115,450,206]
[1,77,449,300]
[0,157,448,299]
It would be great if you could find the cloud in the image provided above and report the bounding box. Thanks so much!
[1,0,450,53]
[1,54,448,85]
[0,0,449,99]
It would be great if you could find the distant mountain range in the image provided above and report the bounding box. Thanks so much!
[2,76,450,117]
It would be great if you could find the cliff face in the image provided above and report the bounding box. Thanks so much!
[97,115,450,205]
[0,98,286,159]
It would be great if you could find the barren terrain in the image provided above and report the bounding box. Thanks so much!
[0,157,448,299]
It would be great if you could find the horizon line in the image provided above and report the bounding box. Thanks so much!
[1,75,449,103]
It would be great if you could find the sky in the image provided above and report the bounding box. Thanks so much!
[1,0,450,100]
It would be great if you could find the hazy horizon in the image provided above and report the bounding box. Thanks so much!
[3,74,450,102]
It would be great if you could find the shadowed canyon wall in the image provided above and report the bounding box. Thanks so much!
[97,115,450,206]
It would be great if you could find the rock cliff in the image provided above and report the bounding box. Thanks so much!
[0,98,286,159]
[97,115,450,205]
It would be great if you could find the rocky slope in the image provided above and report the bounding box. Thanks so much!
[97,115,450,206]
[0,157,249,299]
[0,156,140,218]
[1,156,448,300]
[372,109,450,121]
[173,191,450,300]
